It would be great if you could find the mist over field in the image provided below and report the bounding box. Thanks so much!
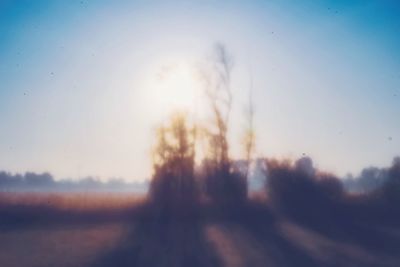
[0,171,148,193]
[0,156,394,194]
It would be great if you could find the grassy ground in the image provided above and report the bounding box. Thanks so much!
[1,192,400,267]
[0,222,129,267]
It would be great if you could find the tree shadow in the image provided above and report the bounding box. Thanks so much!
[233,205,320,267]
[90,210,222,267]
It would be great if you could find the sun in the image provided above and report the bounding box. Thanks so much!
[142,60,202,118]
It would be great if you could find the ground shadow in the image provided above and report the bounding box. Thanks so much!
[90,207,222,267]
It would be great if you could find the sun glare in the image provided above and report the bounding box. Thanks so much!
[142,61,202,118]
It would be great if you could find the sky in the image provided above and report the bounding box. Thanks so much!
[0,0,399,181]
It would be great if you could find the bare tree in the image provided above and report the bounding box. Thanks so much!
[197,43,248,203]
[200,43,234,172]
[242,71,256,180]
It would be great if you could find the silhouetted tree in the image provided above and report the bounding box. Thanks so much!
[265,157,344,224]
[198,43,233,170]
[198,43,247,204]
[149,112,198,214]
[381,157,400,204]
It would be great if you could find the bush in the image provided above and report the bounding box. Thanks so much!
[266,157,344,223]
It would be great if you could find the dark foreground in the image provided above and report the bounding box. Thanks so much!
[1,193,400,267]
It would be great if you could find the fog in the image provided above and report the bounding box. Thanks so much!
[0,171,148,193]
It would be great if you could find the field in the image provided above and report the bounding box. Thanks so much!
[1,192,400,267]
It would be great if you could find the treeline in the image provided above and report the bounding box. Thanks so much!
[0,171,148,193]
[148,44,400,222]
[342,162,399,193]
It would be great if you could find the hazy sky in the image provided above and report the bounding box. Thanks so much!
[1,0,399,181]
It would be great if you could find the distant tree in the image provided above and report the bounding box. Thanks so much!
[359,167,387,193]
[242,72,255,180]
[24,172,54,188]
[0,172,23,190]
[382,157,400,203]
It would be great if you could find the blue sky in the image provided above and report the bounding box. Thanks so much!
[0,0,399,181]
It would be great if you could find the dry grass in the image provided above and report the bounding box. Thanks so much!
[0,192,141,267]
[0,222,130,267]
[0,192,145,212]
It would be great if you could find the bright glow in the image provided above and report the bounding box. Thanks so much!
[141,61,202,118]
[2,1,400,180]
